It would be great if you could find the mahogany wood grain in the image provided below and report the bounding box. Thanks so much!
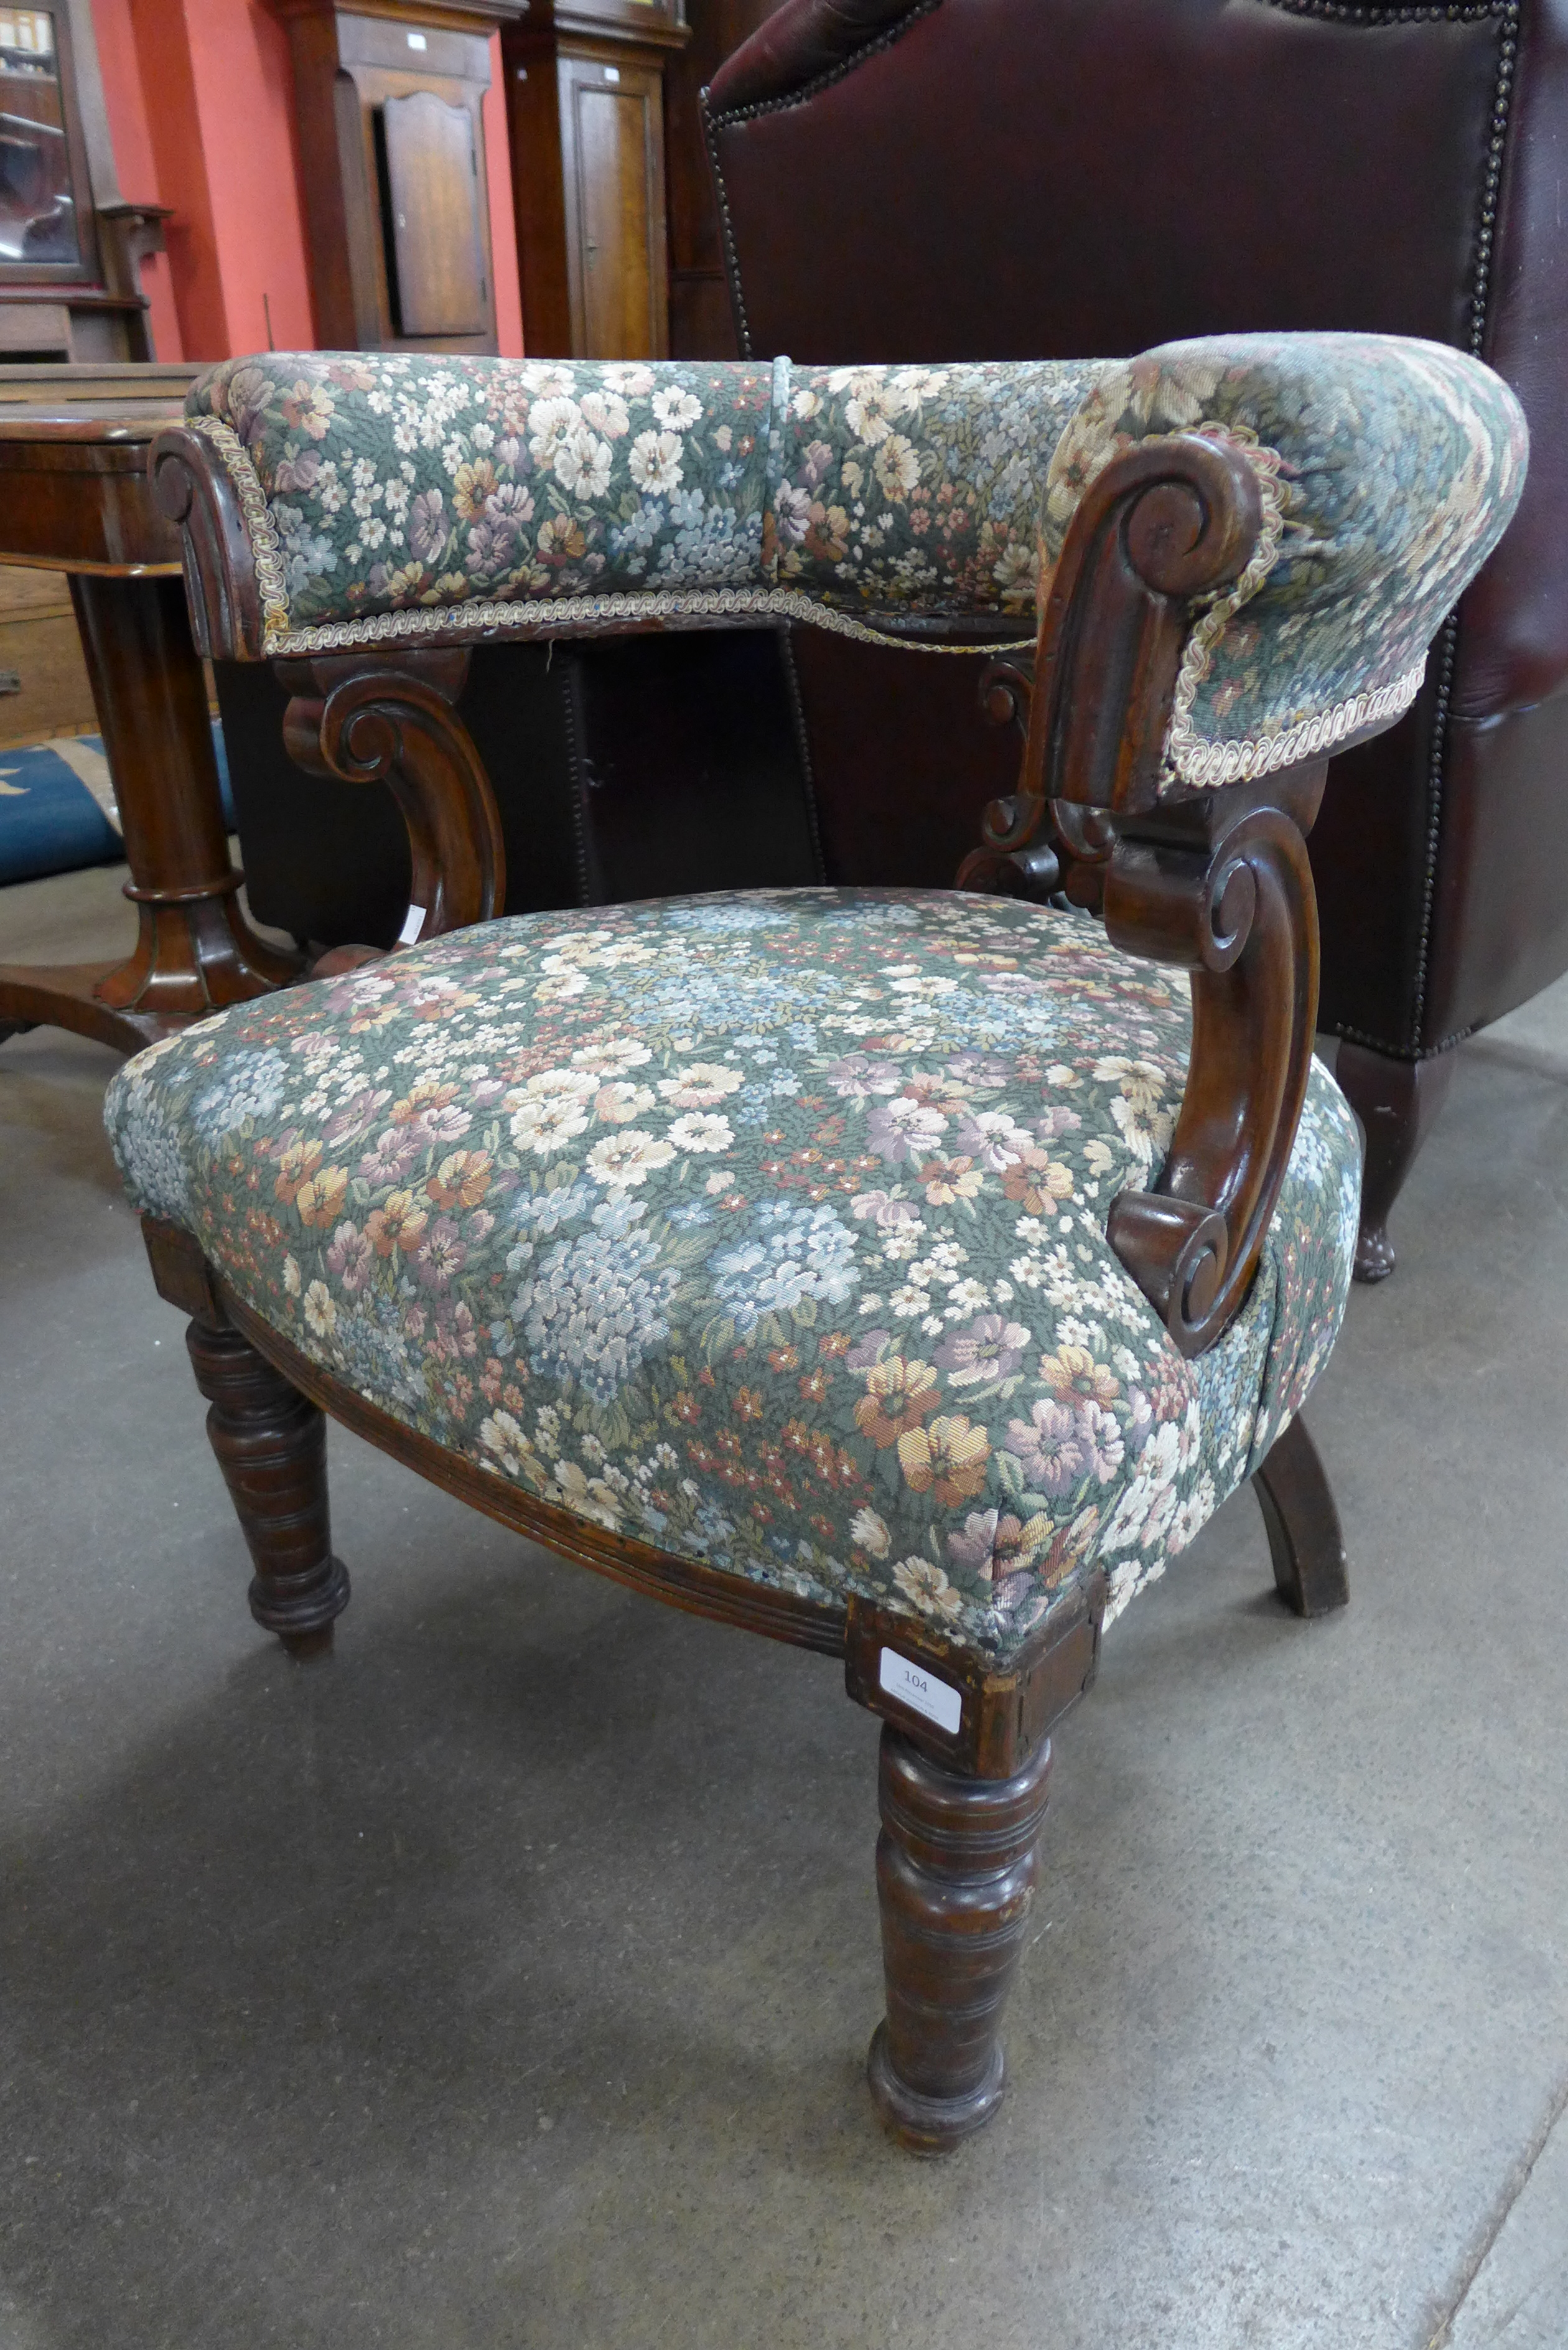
[263,0,518,356]
[1252,1413,1348,1619]
[868,1726,1053,2154]
[561,54,666,359]
[1101,767,1326,1356]
[185,1310,352,1659]
[958,434,1331,1355]
[503,10,686,361]
[277,650,506,945]
[0,406,299,1054]
[381,88,488,339]
[150,424,270,665]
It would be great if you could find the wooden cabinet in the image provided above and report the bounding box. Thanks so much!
[503,1,688,360]
[265,0,525,355]
[0,0,170,362]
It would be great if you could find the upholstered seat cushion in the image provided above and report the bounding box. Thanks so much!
[105,890,1360,1662]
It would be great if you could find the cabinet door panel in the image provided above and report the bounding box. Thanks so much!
[381,87,485,338]
[559,55,666,358]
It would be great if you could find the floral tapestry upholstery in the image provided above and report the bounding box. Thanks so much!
[105,890,1361,1665]
[184,335,1524,793]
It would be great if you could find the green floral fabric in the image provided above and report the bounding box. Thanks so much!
[106,891,1361,1663]
[185,335,1524,793]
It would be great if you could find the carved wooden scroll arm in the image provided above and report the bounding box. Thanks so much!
[958,433,1333,1357]
[151,426,506,960]
[151,423,270,664]
[274,652,506,952]
[1101,767,1325,1355]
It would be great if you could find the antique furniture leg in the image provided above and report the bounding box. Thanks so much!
[868,1728,1053,2155]
[145,1209,350,1658]
[1334,1039,1456,1284]
[184,1307,351,1659]
[1252,1414,1348,1618]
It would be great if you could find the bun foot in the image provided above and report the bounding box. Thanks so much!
[251,1552,352,1654]
[185,1313,353,1654]
[867,2021,1005,2155]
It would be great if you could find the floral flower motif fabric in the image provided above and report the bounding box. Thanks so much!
[185,337,1523,792]
[105,889,1361,1662]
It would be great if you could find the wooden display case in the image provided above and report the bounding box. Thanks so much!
[264,0,526,354]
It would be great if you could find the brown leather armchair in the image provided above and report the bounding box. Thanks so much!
[704,0,1567,1278]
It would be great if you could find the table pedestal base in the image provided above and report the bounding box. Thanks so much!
[0,569,303,1056]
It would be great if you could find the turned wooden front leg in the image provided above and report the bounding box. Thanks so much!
[185,1314,351,1657]
[869,1726,1052,2154]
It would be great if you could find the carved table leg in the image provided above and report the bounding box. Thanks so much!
[868,1726,1052,2155]
[1252,1413,1348,1617]
[1335,1039,1455,1285]
[185,1312,350,1657]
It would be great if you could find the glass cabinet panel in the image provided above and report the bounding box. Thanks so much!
[0,9,81,269]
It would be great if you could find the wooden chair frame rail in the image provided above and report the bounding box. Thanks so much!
[149,426,1381,1356]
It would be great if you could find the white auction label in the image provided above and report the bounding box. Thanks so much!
[879,1647,962,1735]
[397,904,426,946]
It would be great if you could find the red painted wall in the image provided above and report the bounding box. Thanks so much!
[179,1,315,358]
[89,0,183,359]
[90,0,525,363]
[483,34,525,360]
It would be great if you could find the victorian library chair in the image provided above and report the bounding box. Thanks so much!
[106,337,1523,2152]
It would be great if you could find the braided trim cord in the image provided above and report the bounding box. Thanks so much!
[187,414,292,645]
[261,588,1035,660]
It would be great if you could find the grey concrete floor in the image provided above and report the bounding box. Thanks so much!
[2,863,1566,2350]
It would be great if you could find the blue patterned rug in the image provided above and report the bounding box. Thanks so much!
[0,724,235,887]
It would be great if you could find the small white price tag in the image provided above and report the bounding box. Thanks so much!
[879,1647,961,1736]
[397,904,426,946]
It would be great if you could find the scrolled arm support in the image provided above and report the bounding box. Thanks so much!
[278,653,507,948]
[1101,773,1325,1355]
[960,432,1329,1356]
[958,433,1265,911]
[149,424,268,663]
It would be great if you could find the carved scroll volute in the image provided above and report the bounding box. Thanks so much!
[1101,766,1327,1357]
[1022,433,1262,819]
[957,434,1263,909]
[149,424,268,663]
[956,434,1332,1359]
[278,653,506,947]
